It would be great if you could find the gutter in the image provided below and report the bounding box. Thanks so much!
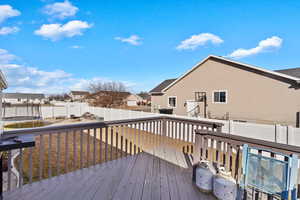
[149,92,164,95]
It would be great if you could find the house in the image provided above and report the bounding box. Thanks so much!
[150,78,177,112]
[3,93,45,104]
[69,91,90,101]
[138,92,152,105]
[125,94,143,106]
[86,91,144,107]
[150,55,300,125]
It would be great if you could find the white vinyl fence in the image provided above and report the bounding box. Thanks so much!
[41,102,300,147]
[41,102,159,120]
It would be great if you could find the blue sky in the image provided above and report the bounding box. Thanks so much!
[0,0,299,94]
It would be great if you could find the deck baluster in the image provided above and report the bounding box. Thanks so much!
[87,129,90,167]
[110,127,113,160]
[65,131,69,173]
[48,133,52,178]
[99,128,102,163]
[137,123,141,153]
[216,140,222,164]
[28,147,33,184]
[183,123,186,142]
[18,148,23,187]
[105,127,108,162]
[56,133,61,175]
[120,126,123,158]
[39,135,44,180]
[134,124,136,154]
[80,130,83,169]
[73,131,77,170]
[7,150,12,190]
[93,128,96,166]
[125,138,128,155]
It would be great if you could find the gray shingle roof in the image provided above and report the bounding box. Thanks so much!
[275,67,300,79]
[3,93,45,99]
[149,79,177,93]
[70,91,90,95]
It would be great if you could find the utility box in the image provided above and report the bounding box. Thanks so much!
[159,108,173,114]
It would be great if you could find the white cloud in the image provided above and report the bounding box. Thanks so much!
[0,48,16,63]
[114,35,142,46]
[0,26,19,35]
[0,5,21,23]
[34,20,92,41]
[228,36,283,59]
[176,33,223,50]
[70,77,136,91]
[70,45,82,49]
[1,63,73,93]
[43,0,78,20]
[0,49,136,93]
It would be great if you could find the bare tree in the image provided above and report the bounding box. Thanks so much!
[88,80,128,93]
[86,80,129,107]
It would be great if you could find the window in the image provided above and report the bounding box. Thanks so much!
[168,97,176,108]
[213,91,227,103]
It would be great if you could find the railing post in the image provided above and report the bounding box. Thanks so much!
[0,153,2,200]
[193,130,202,165]
[162,118,167,136]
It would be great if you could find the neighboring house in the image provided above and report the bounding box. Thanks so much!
[86,91,144,107]
[150,78,176,112]
[3,93,45,104]
[138,92,151,105]
[150,55,300,125]
[125,94,143,106]
[69,91,90,101]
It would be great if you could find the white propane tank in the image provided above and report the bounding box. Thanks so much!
[213,168,237,200]
[195,161,216,193]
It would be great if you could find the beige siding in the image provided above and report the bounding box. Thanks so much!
[152,59,300,125]
[151,95,166,112]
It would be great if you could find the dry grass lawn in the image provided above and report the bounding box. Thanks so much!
[17,130,124,184]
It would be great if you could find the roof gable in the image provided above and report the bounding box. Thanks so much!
[149,79,176,94]
[3,93,45,99]
[70,91,90,95]
[275,67,300,79]
[162,55,300,92]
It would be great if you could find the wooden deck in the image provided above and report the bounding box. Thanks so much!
[4,153,216,200]
[89,127,193,168]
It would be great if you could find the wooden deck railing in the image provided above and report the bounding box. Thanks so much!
[1,116,222,192]
[193,130,300,199]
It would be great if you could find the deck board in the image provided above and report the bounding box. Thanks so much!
[4,153,216,200]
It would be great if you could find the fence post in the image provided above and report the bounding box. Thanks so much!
[275,124,287,144]
[228,120,234,134]
[296,112,300,128]
[52,106,54,118]
[287,125,295,145]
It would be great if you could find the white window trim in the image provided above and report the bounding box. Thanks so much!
[212,90,228,104]
[167,96,177,108]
